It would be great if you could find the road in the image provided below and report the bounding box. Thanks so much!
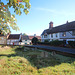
[25,45,75,57]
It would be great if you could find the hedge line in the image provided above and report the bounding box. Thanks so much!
[68,41,75,48]
[38,41,65,46]
[38,41,75,48]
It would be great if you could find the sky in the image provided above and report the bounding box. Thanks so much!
[3,0,75,36]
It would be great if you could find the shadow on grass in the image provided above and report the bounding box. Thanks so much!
[0,46,75,69]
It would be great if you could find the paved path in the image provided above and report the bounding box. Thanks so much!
[25,45,75,55]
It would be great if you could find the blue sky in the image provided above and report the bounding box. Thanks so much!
[3,0,75,35]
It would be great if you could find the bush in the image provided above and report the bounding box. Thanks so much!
[68,41,75,48]
[32,37,38,45]
[44,40,49,43]
[38,40,64,46]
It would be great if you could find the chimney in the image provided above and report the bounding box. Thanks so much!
[49,21,53,29]
[66,21,68,24]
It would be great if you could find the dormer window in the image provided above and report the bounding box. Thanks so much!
[72,30,75,36]
[62,32,66,36]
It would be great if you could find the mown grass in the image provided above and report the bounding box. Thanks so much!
[0,46,75,75]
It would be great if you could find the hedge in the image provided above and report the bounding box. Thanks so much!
[68,41,75,48]
[38,40,65,46]
[38,41,75,48]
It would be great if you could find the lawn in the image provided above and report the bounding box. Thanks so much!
[0,46,75,75]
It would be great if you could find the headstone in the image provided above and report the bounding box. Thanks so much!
[51,51,56,56]
[41,51,49,57]
[24,47,27,51]
[45,52,48,57]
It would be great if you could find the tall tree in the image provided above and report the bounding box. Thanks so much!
[0,0,31,34]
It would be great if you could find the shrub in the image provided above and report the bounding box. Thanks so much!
[38,40,64,46]
[44,40,49,43]
[32,37,38,45]
[68,41,75,48]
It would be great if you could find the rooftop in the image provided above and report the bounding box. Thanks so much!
[8,34,20,39]
[41,21,75,35]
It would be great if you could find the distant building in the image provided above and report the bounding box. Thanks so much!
[7,33,22,45]
[41,21,75,42]
[22,35,31,45]
[22,35,41,45]
[0,32,41,45]
[29,35,41,41]
[0,34,7,44]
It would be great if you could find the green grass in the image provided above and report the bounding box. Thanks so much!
[0,46,75,75]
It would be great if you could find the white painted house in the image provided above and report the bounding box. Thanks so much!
[7,33,22,45]
[22,35,31,45]
[41,21,75,43]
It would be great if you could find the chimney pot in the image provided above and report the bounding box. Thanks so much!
[49,21,53,29]
[66,21,68,24]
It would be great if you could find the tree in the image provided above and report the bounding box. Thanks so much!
[32,37,38,45]
[22,33,27,35]
[0,0,31,34]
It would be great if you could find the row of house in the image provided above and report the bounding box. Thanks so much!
[41,21,75,43]
[1,21,75,45]
[0,33,41,45]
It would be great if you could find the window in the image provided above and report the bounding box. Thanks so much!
[56,33,58,37]
[62,32,66,36]
[51,34,53,38]
[44,32,47,38]
[44,35,47,38]
[72,31,75,36]
[25,43,27,44]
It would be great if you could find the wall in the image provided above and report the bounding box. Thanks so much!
[48,33,60,41]
[0,36,7,44]
[41,35,49,42]
[7,39,19,45]
[59,31,75,41]
[22,40,31,45]
[41,31,75,42]
[41,33,60,42]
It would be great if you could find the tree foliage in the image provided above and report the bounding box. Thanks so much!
[0,0,31,34]
[32,37,38,45]
[22,33,27,35]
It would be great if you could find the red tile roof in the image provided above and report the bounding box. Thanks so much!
[29,36,41,40]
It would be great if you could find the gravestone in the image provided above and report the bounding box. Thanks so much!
[41,51,49,57]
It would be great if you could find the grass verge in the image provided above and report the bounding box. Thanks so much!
[0,46,75,75]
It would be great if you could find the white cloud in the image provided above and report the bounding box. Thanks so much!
[35,7,75,16]
[36,7,55,13]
